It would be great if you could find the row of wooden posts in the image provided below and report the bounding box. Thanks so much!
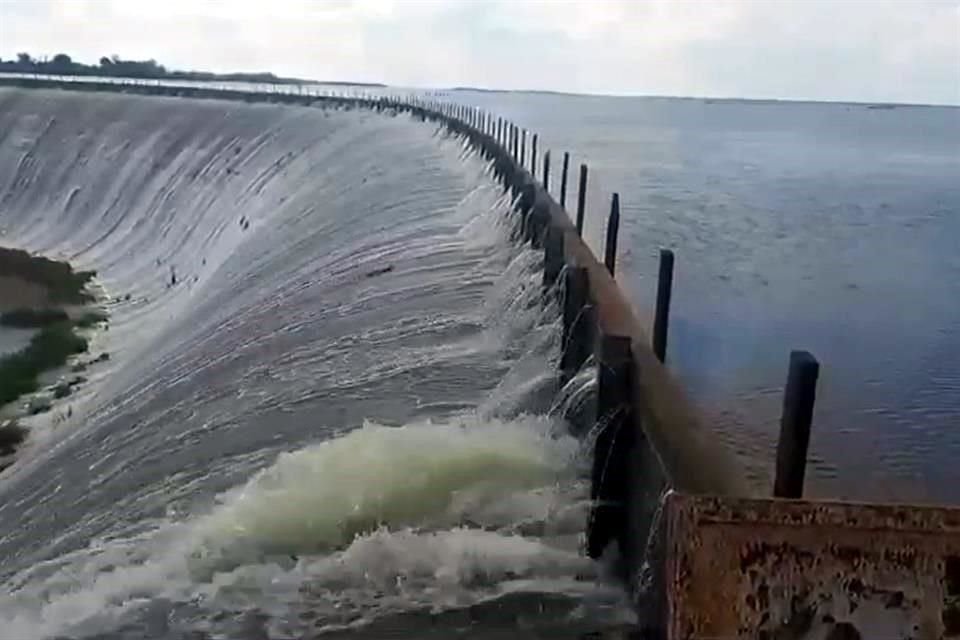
[401,95,821,502]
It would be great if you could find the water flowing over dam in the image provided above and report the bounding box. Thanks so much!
[0,88,633,638]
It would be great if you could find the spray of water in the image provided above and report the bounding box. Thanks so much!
[0,413,593,637]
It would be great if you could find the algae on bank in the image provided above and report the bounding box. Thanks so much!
[0,246,108,460]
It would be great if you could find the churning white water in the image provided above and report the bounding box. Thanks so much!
[0,415,612,638]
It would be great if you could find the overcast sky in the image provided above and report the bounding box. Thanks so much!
[2,0,959,105]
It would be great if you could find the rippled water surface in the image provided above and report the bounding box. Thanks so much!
[453,90,960,503]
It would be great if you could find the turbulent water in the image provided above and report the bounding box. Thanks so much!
[0,89,632,638]
[454,90,960,504]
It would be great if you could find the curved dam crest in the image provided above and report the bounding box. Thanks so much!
[0,87,638,638]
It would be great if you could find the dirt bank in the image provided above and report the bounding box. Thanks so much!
[0,247,106,467]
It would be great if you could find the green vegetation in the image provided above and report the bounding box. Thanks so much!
[0,323,88,406]
[0,247,95,304]
[0,248,108,464]
[0,308,69,328]
[0,420,27,456]
[0,52,386,87]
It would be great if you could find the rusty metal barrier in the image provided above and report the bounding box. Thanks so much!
[662,492,960,639]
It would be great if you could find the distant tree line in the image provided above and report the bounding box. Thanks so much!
[0,52,324,85]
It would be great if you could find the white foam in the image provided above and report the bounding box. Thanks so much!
[190,415,576,559]
[0,414,599,638]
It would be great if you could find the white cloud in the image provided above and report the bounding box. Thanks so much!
[1,0,958,104]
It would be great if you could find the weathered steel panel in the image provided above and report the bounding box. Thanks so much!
[665,493,960,639]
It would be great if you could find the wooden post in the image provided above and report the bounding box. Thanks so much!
[543,225,564,289]
[652,249,674,363]
[543,151,551,192]
[560,152,570,209]
[561,267,593,383]
[532,133,538,176]
[587,333,634,559]
[576,164,588,236]
[520,130,527,168]
[604,193,620,275]
[774,351,820,499]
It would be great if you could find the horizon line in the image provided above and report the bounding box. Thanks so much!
[437,85,960,109]
[1,67,955,109]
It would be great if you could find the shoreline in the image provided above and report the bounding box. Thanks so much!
[0,247,108,468]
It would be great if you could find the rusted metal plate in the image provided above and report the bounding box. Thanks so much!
[665,492,960,639]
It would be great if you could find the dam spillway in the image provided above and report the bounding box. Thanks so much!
[0,84,639,638]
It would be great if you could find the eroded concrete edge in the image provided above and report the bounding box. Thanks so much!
[666,492,960,639]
